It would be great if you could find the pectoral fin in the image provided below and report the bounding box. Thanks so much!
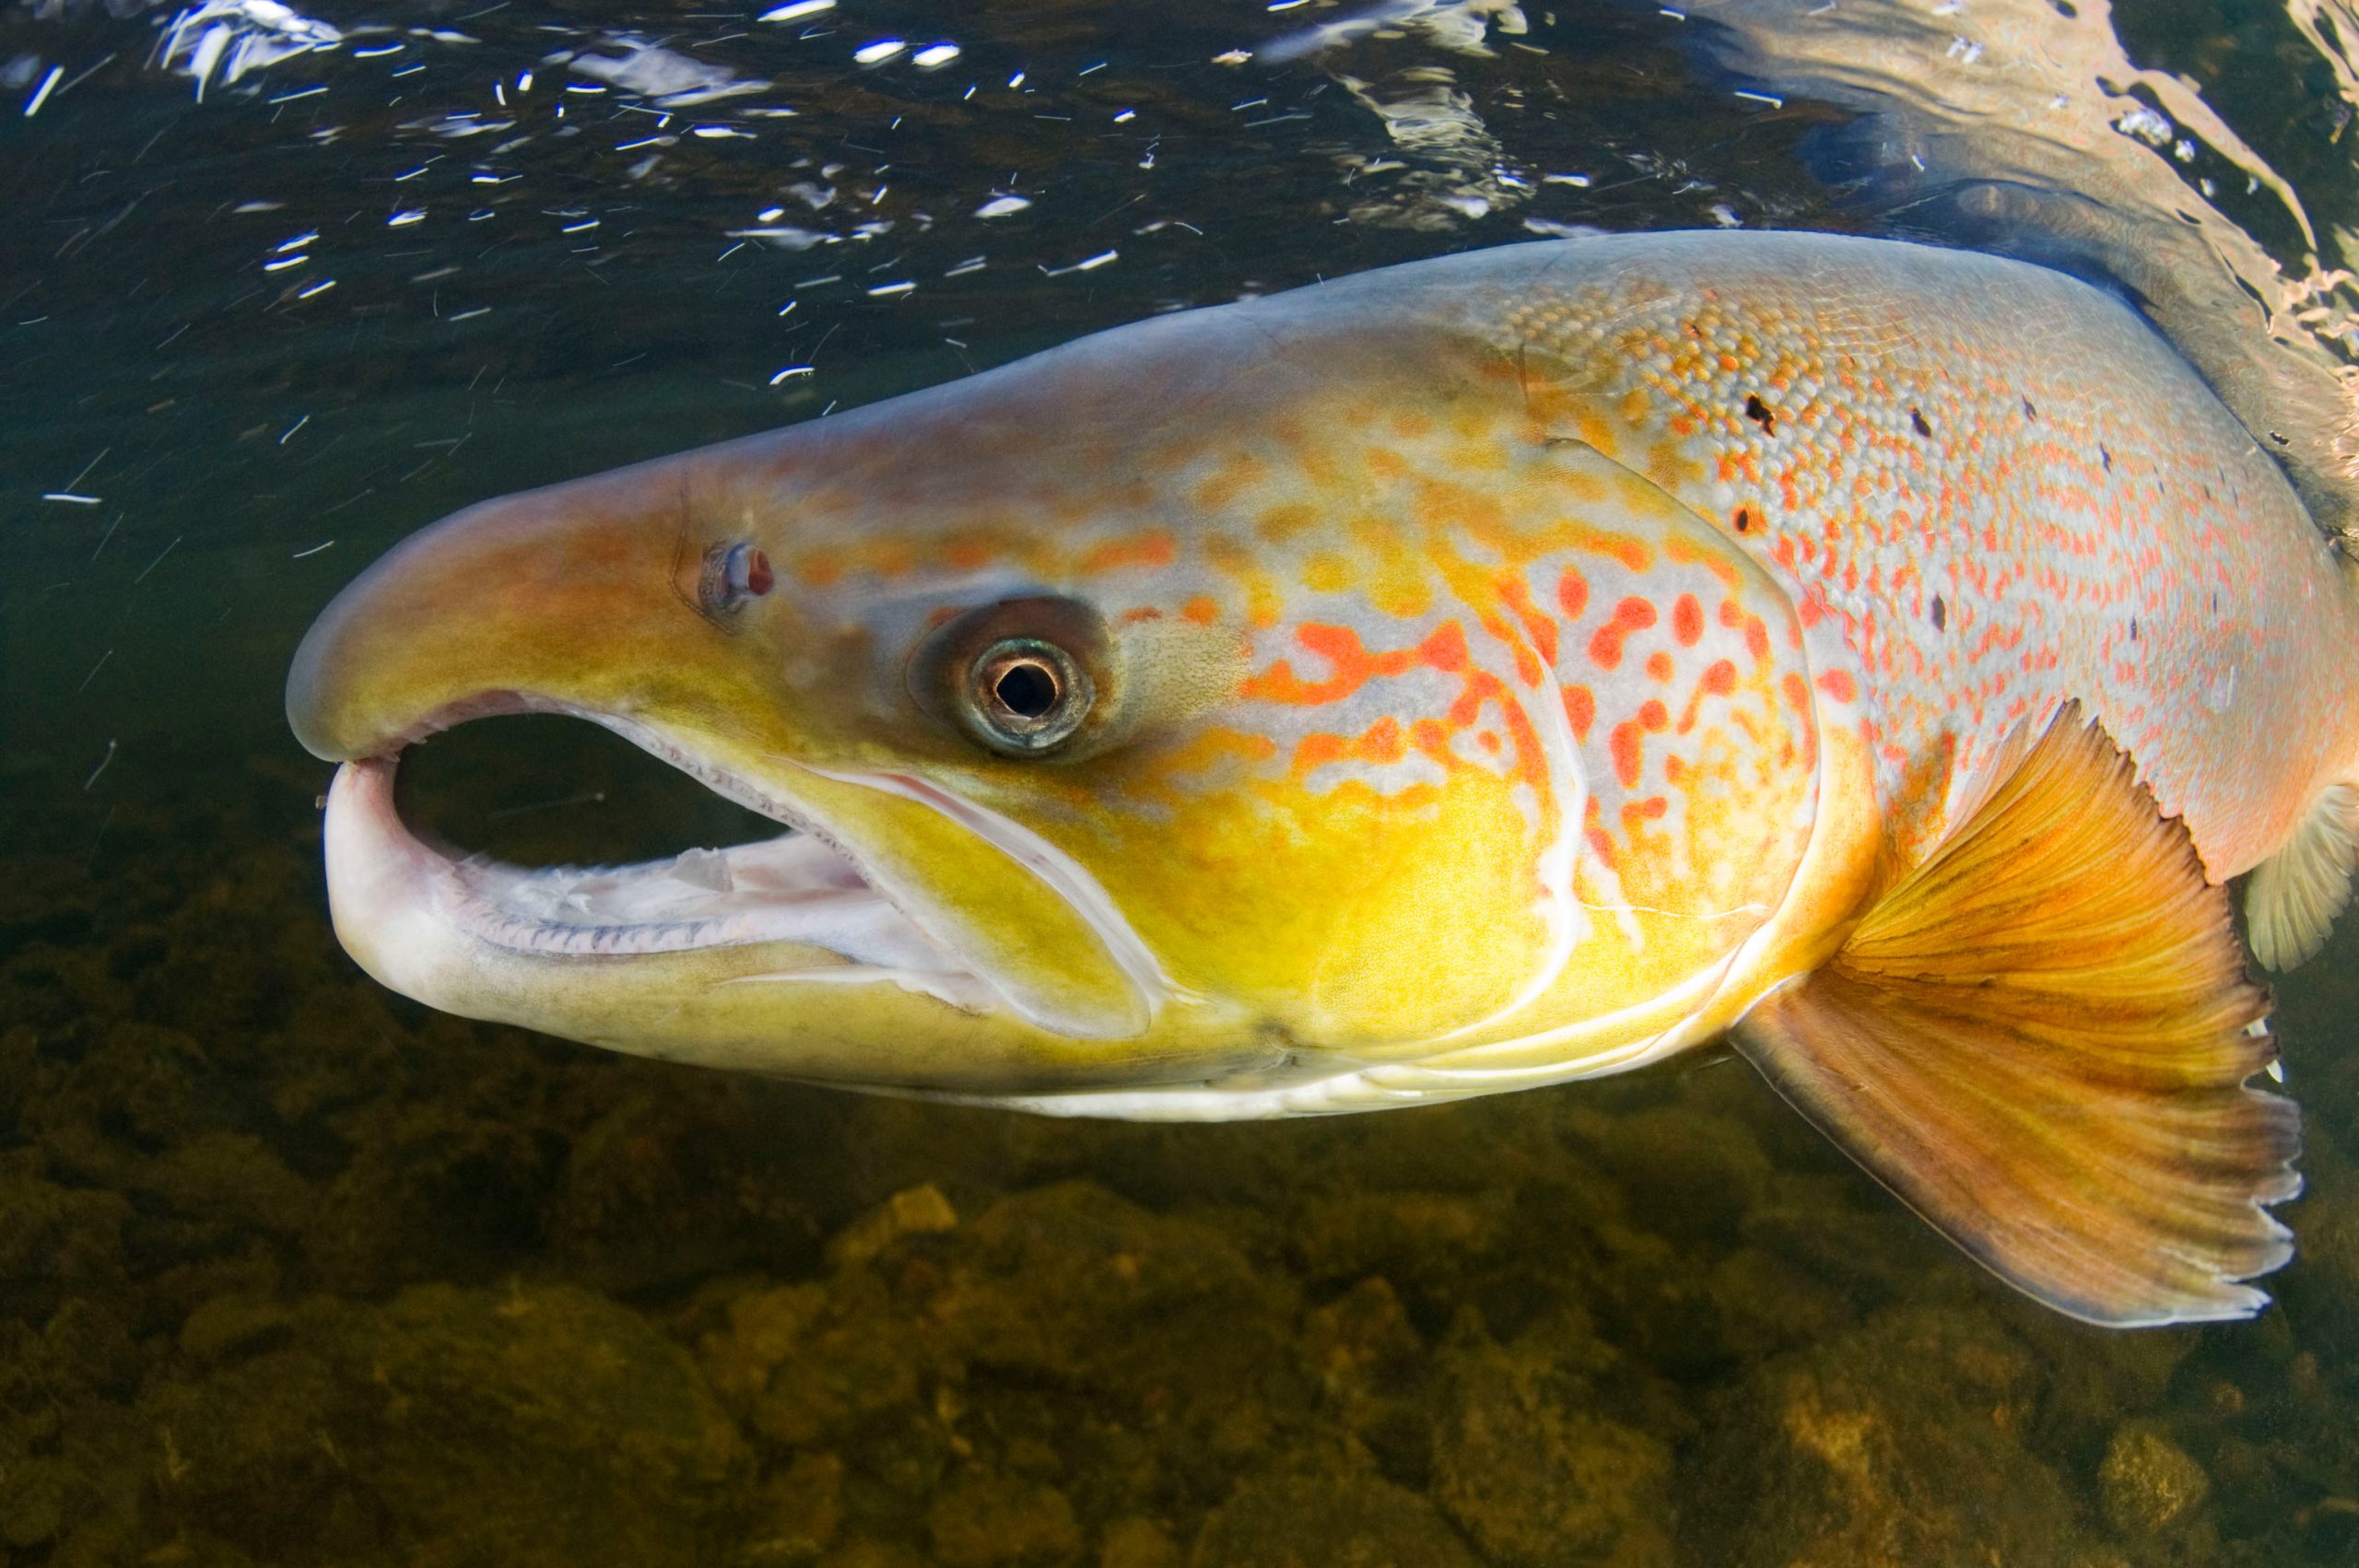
[1734,703,2301,1327]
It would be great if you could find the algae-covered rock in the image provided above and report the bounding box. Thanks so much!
[926,1465,1085,1565]
[1100,1515,1181,1568]
[1190,1469,1482,1568]
[741,1450,846,1563]
[135,1281,748,1566]
[924,1181,1307,1437]
[0,1153,131,1328]
[1687,1305,2105,1567]
[1429,1319,1675,1567]
[2097,1422,2212,1536]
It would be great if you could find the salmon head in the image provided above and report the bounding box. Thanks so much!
[287,242,1834,1116]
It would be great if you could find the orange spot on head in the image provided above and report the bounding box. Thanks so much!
[1181,595,1219,626]
[1119,606,1164,626]
[1081,530,1178,574]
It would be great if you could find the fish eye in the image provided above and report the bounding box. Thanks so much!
[910,595,1112,759]
[963,637,1093,754]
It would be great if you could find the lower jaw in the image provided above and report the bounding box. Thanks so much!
[311,756,1247,1093]
[318,755,994,1013]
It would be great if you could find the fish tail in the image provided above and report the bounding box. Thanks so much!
[2244,551,2359,969]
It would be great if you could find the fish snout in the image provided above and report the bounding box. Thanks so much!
[286,445,778,763]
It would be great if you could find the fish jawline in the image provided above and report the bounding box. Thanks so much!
[317,701,1009,1019]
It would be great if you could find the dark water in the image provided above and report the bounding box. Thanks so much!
[7,1,2359,1562]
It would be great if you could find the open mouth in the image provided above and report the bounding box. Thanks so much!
[323,699,1004,1015]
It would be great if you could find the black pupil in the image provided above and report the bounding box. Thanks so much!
[994,661,1060,719]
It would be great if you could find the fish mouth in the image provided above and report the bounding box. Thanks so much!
[312,685,1198,1094]
[322,697,1006,1016]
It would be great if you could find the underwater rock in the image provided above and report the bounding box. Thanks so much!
[0,1151,131,1329]
[922,1181,1306,1445]
[827,1181,958,1270]
[133,1282,748,1566]
[1687,1305,2106,1567]
[2096,1422,2212,1535]
[1428,1318,1676,1567]
[1098,1515,1182,1568]
[925,1466,1085,1565]
[741,1449,845,1563]
[696,1272,942,1449]
[1189,1469,1483,1568]
[1706,1246,1858,1359]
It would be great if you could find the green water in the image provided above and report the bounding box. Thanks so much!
[7,0,2359,1562]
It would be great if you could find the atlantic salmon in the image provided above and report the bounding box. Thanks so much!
[288,231,2357,1325]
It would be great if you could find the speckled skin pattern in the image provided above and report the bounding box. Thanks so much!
[294,231,2359,1104]
[1473,231,2358,875]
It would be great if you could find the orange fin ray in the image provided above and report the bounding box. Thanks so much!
[1735,703,2300,1327]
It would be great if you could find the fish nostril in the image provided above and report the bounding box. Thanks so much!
[698,542,775,617]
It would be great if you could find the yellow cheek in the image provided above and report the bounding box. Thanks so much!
[1043,766,1557,1050]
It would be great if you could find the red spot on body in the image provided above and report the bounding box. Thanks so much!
[1611,721,1644,788]
[1419,622,1470,672]
[1817,670,1858,703]
[1638,699,1669,732]
[1646,650,1674,682]
[1587,597,1659,670]
[1672,593,1704,647]
[1556,568,1589,621]
[1292,734,1345,772]
[1700,659,1737,696]
[1782,673,1810,712]
[1564,685,1595,740]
